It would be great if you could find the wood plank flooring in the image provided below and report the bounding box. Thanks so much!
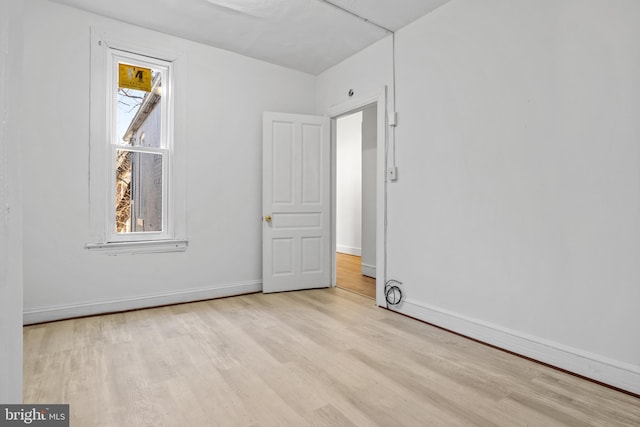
[24,288,640,426]
[336,253,376,300]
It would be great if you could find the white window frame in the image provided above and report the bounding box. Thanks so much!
[86,28,187,254]
[109,51,171,242]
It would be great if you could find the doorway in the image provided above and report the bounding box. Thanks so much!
[260,90,385,300]
[334,106,377,299]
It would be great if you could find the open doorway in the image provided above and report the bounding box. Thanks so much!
[335,105,377,299]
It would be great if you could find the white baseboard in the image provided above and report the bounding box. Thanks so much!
[23,280,262,325]
[336,245,361,256]
[394,298,640,396]
[361,263,376,278]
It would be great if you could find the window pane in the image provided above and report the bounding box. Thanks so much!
[115,150,164,233]
[116,65,163,148]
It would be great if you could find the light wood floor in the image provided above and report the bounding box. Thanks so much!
[24,289,640,426]
[336,253,376,300]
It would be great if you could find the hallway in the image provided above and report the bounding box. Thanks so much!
[335,253,375,300]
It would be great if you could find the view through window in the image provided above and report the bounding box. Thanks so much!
[113,58,168,236]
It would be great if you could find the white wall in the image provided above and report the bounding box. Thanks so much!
[22,0,316,323]
[336,112,362,255]
[361,105,377,278]
[315,36,394,115]
[317,0,640,394]
[0,0,24,403]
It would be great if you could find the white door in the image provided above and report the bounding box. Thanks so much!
[263,112,331,293]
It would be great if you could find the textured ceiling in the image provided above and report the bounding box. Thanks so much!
[48,0,452,74]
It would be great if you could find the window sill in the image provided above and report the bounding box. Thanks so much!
[85,239,188,255]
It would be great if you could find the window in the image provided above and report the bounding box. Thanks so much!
[112,53,169,239]
[87,29,186,254]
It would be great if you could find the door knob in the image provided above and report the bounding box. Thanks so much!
[264,215,272,222]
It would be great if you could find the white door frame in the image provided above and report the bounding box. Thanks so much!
[327,88,387,307]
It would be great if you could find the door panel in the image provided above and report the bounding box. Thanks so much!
[263,112,330,293]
